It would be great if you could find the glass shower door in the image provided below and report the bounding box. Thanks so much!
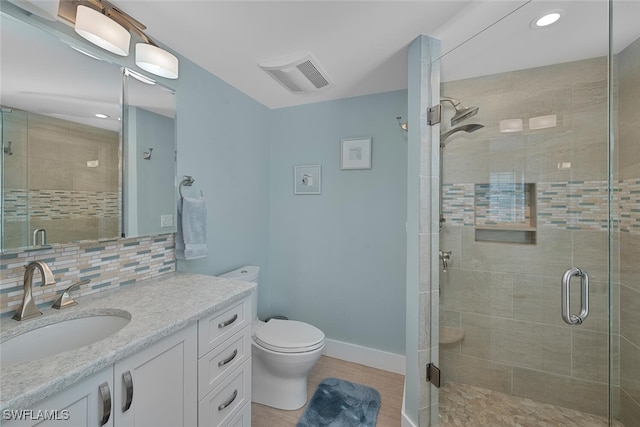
[432,0,635,425]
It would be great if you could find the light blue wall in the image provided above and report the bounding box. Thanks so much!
[123,107,176,237]
[2,0,410,357]
[268,91,408,354]
[174,57,272,311]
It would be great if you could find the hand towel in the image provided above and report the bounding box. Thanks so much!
[176,196,208,260]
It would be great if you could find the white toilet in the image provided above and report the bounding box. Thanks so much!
[220,266,325,410]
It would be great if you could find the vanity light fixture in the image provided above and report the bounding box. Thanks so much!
[61,1,179,79]
[74,5,130,56]
[531,10,565,29]
[135,43,178,79]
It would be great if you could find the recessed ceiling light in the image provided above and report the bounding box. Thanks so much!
[531,10,565,29]
[95,113,109,119]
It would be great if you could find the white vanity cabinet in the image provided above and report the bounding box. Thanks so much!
[197,298,252,427]
[2,367,113,427]
[2,292,254,427]
[113,323,197,427]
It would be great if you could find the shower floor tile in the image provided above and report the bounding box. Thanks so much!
[439,381,623,427]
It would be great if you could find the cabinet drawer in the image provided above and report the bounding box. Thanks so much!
[198,298,250,357]
[198,325,251,398]
[198,359,251,427]
[224,402,251,427]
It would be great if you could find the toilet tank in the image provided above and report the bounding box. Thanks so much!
[220,266,260,322]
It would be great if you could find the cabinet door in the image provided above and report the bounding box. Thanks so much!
[114,324,197,427]
[2,367,113,427]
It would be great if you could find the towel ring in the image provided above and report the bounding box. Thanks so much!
[179,176,195,199]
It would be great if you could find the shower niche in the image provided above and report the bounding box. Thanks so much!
[474,182,536,244]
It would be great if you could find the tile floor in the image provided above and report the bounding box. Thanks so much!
[439,381,624,427]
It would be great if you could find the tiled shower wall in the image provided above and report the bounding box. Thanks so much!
[0,234,175,317]
[438,50,637,419]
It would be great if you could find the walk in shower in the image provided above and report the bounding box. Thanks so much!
[408,0,639,425]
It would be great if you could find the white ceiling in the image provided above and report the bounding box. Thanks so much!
[2,0,639,118]
[107,0,640,109]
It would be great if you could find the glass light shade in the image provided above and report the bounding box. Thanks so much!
[74,5,130,56]
[135,43,179,79]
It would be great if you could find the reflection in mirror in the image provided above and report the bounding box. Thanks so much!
[122,71,177,237]
[1,13,122,252]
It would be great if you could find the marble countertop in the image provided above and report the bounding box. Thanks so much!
[0,272,256,412]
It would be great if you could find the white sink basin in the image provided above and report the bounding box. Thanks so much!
[1,312,130,367]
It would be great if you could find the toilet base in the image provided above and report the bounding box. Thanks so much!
[251,341,324,410]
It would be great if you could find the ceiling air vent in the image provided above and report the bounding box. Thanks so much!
[259,52,332,94]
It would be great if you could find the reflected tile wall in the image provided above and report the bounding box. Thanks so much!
[2,111,120,249]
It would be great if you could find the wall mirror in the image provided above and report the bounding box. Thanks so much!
[0,7,177,252]
[122,71,177,238]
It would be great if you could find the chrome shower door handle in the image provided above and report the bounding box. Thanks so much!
[561,267,589,325]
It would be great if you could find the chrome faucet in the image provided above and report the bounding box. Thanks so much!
[32,228,46,246]
[52,279,91,309]
[12,261,56,321]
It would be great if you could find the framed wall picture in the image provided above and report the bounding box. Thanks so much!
[341,137,372,170]
[294,164,321,195]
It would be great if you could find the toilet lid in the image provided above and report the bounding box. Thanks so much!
[254,319,325,353]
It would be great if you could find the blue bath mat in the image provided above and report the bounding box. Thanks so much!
[297,377,381,427]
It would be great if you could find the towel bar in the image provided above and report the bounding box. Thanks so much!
[179,176,195,199]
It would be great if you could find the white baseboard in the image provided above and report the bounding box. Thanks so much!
[401,380,418,427]
[322,338,405,375]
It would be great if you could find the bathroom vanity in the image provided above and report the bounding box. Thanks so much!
[0,273,255,427]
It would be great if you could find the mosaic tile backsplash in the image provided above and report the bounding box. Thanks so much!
[0,234,175,317]
[442,178,639,234]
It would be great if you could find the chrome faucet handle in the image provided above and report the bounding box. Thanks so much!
[439,250,452,273]
[52,279,91,309]
[12,261,56,321]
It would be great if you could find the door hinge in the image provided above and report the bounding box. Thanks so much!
[426,363,441,388]
[427,104,441,125]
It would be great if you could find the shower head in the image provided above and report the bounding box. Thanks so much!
[440,124,484,146]
[440,96,480,126]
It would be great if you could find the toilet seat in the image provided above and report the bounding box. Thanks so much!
[254,319,325,353]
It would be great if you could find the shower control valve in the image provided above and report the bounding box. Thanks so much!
[439,250,452,273]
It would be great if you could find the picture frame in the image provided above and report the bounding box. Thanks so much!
[341,137,372,170]
[294,164,321,195]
